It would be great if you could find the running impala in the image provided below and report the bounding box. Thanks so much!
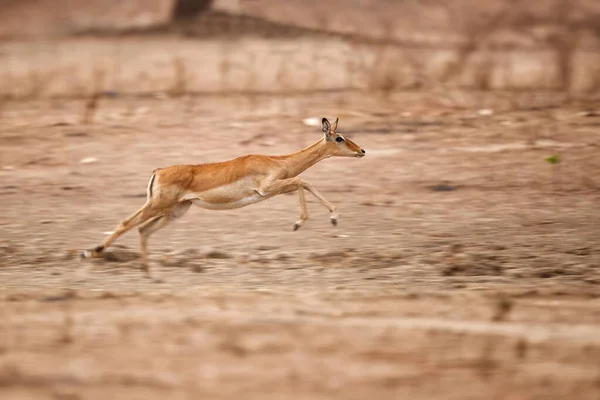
[82,117,365,278]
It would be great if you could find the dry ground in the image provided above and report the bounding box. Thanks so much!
[1,91,600,399]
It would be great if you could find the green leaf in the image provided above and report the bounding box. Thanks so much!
[545,155,561,164]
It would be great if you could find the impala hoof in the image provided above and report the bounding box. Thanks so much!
[293,222,301,231]
[81,245,104,259]
[330,217,338,226]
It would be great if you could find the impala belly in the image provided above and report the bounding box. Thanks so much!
[191,194,265,210]
[184,177,267,210]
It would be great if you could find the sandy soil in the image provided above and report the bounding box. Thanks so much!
[1,91,600,399]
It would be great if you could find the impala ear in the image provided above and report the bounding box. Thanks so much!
[332,118,339,132]
[321,117,332,138]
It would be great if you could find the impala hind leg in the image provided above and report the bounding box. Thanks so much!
[138,201,191,279]
[81,202,162,259]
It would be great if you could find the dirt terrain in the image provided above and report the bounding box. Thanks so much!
[1,91,600,399]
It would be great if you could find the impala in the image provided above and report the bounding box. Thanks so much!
[82,117,365,279]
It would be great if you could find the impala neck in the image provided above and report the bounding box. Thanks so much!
[283,138,330,177]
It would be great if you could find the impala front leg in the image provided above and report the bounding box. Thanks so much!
[294,185,309,231]
[260,177,337,230]
[259,177,307,230]
[302,181,338,226]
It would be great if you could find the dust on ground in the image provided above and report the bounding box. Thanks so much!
[1,91,600,399]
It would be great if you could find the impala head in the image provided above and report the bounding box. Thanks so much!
[321,117,365,158]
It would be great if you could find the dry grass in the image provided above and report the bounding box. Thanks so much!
[81,65,106,124]
[169,57,188,98]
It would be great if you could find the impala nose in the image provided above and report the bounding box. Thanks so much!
[361,149,366,154]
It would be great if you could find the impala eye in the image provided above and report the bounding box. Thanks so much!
[335,136,345,143]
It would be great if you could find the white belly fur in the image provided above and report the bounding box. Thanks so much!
[191,193,265,210]
[184,178,267,210]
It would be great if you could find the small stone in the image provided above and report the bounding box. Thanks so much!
[205,250,231,259]
[190,264,205,273]
[80,157,98,164]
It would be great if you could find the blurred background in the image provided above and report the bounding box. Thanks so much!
[1,0,600,99]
